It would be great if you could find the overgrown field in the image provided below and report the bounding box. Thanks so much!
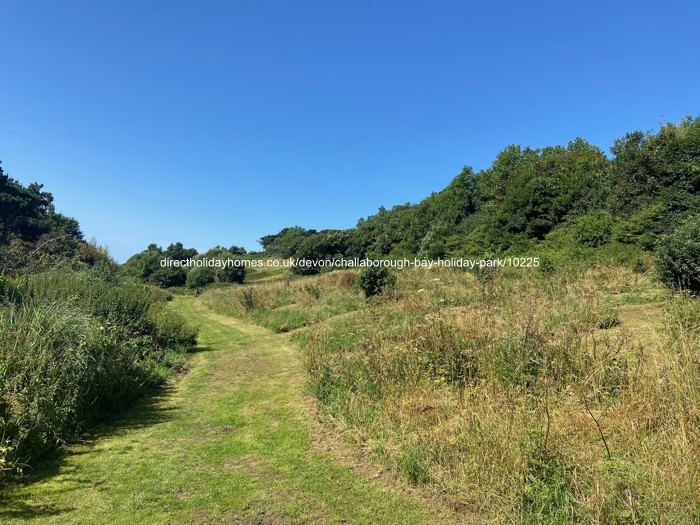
[203,271,364,333]
[203,265,700,523]
[0,271,197,481]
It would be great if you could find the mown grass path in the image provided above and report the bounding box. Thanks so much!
[0,297,456,525]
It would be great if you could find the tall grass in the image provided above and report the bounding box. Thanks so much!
[0,271,197,481]
[202,271,363,332]
[222,265,700,522]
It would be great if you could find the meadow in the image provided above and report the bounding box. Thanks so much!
[3,117,699,522]
[202,263,700,523]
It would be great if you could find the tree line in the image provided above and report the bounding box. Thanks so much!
[258,117,700,283]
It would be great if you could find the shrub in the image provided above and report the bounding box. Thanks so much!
[656,215,700,292]
[538,256,556,274]
[217,262,245,284]
[238,287,257,311]
[0,271,197,481]
[149,266,187,288]
[358,266,395,298]
[186,266,216,289]
[573,211,614,248]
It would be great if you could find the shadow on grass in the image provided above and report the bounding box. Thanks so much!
[188,344,214,354]
[0,500,73,520]
[0,384,179,521]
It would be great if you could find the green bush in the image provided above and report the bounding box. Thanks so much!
[656,215,700,292]
[0,271,197,481]
[573,211,614,248]
[217,262,245,284]
[149,266,187,288]
[358,266,395,297]
[186,266,216,289]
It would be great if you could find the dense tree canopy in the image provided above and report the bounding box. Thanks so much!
[260,117,700,264]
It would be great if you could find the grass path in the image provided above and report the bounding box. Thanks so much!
[0,297,458,525]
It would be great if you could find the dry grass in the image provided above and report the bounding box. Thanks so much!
[202,264,698,522]
[201,271,363,332]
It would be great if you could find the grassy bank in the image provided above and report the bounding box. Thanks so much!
[202,265,700,523]
[0,271,197,481]
[202,270,364,332]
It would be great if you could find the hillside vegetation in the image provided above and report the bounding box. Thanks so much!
[260,117,700,273]
[198,118,700,525]
[202,264,699,523]
[0,165,198,483]
[3,115,700,522]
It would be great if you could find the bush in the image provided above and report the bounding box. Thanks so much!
[149,266,187,288]
[0,271,197,481]
[184,255,245,289]
[186,266,216,289]
[573,211,614,248]
[218,262,245,284]
[656,215,700,292]
[358,266,395,297]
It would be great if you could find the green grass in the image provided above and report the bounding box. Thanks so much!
[0,272,196,476]
[202,271,365,333]
[262,266,700,522]
[0,297,460,524]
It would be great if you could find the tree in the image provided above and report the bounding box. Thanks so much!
[259,226,316,257]
[202,246,245,284]
[573,211,614,248]
[291,230,350,275]
[0,163,55,244]
[186,266,215,289]
[122,244,163,282]
[164,242,197,261]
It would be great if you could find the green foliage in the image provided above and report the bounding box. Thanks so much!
[358,266,395,297]
[122,242,198,288]
[256,117,700,268]
[148,266,186,288]
[492,139,609,241]
[397,449,430,485]
[610,117,700,216]
[183,247,246,288]
[228,245,247,256]
[121,243,165,281]
[186,266,216,289]
[217,262,246,285]
[123,243,247,290]
[523,450,578,524]
[572,211,614,248]
[291,230,350,276]
[0,162,91,275]
[0,274,18,303]
[0,272,197,480]
[614,202,669,250]
[259,226,316,257]
[656,215,700,292]
[238,286,257,311]
[0,163,55,245]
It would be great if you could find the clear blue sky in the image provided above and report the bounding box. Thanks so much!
[2,0,699,262]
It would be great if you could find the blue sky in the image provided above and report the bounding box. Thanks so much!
[2,0,699,262]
